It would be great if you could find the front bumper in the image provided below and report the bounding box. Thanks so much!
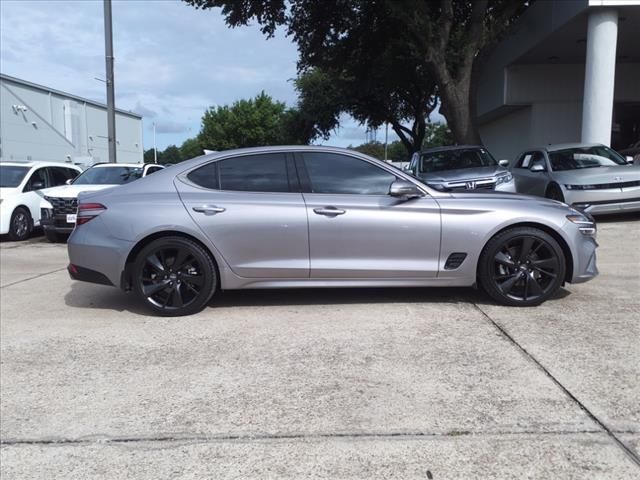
[565,186,640,215]
[41,209,75,234]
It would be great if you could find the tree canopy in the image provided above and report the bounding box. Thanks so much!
[184,0,531,145]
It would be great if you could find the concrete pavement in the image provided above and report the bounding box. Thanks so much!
[1,216,639,479]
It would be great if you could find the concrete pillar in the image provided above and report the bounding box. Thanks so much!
[581,9,618,146]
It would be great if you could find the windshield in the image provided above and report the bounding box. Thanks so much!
[420,148,497,173]
[0,166,30,188]
[548,146,627,171]
[73,166,143,185]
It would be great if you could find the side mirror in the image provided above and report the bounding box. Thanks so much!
[31,181,44,190]
[530,163,546,173]
[626,156,634,164]
[498,159,510,167]
[389,180,423,199]
[65,178,74,185]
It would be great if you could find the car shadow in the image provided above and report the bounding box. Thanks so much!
[64,281,572,317]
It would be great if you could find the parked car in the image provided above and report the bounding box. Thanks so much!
[0,161,82,240]
[405,145,515,192]
[618,140,640,164]
[40,162,164,242]
[66,146,598,316]
[511,143,640,215]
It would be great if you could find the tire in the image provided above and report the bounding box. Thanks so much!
[8,207,32,241]
[44,229,60,243]
[132,236,217,316]
[478,227,566,307]
[545,184,565,203]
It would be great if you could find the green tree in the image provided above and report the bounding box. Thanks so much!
[160,145,182,165]
[422,123,454,149]
[143,148,157,164]
[349,141,386,160]
[198,91,309,151]
[184,0,530,144]
[180,137,204,160]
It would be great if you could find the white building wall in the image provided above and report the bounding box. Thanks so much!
[479,107,532,162]
[0,76,143,166]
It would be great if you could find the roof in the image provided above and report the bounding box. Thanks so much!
[0,160,82,169]
[0,73,142,119]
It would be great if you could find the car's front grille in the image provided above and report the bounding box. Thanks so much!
[447,178,496,191]
[569,180,640,190]
[45,196,78,215]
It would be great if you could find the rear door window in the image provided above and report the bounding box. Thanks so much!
[187,153,291,193]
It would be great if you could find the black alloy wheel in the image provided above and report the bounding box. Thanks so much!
[9,207,32,241]
[479,227,566,306]
[133,236,216,316]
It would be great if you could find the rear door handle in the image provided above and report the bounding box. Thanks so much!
[192,205,226,215]
[313,207,346,216]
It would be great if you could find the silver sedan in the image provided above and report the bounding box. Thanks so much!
[67,146,598,316]
[511,143,640,215]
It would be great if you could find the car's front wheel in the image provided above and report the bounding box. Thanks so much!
[479,227,566,307]
[133,236,217,316]
[8,207,32,241]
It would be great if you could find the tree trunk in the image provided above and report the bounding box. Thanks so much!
[439,80,481,145]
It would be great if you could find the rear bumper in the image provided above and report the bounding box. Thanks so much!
[67,264,114,286]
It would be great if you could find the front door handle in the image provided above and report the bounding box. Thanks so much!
[313,207,346,216]
[193,205,226,215]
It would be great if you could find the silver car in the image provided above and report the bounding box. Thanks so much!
[406,145,515,193]
[511,143,640,215]
[67,146,598,316]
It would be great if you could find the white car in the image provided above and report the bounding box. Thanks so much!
[40,162,164,242]
[0,161,82,240]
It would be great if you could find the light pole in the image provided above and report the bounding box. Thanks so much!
[153,122,158,164]
[103,0,117,163]
[384,123,389,161]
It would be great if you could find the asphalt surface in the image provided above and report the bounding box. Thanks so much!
[1,215,639,479]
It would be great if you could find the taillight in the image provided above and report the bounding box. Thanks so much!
[76,202,106,225]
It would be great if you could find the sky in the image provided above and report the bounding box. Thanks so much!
[0,0,401,151]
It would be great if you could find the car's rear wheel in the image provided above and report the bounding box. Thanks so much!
[133,236,217,316]
[479,227,566,307]
[8,207,32,241]
[545,184,565,202]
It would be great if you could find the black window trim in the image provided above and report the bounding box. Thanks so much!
[183,151,300,194]
[293,150,401,196]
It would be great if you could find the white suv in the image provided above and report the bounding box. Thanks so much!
[0,161,83,240]
[40,162,164,242]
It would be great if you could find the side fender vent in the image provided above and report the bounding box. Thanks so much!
[444,252,467,270]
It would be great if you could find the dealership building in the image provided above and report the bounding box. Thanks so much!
[477,0,640,161]
[0,73,143,167]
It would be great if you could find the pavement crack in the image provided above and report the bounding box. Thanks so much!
[1,267,67,289]
[0,429,610,447]
[473,303,640,469]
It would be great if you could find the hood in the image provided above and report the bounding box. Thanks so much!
[551,165,640,185]
[417,165,507,183]
[40,183,117,199]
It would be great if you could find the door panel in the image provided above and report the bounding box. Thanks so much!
[303,194,441,278]
[175,153,308,278]
[513,152,549,195]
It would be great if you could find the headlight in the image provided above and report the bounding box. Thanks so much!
[495,173,513,185]
[565,184,597,190]
[566,213,597,236]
